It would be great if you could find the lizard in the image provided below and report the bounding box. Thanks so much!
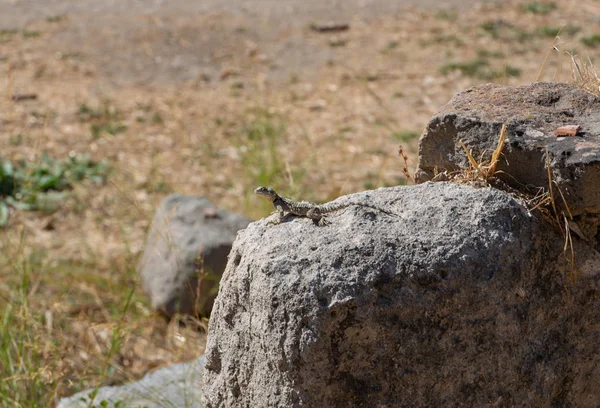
[254,186,399,226]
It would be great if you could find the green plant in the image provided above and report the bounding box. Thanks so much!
[90,122,127,139]
[435,10,457,21]
[581,34,600,48]
[239,113,286,188]
[0,154,109,226]
[521,1,556,14]
[536,25,580,38]
[0,247,143,407]
[480,21,531,42]
[78,101,120,122]
[0,29,17,43]
[9,134,24,146]
[329,38,347,47]
[78,102,127,139]
[22,30,41,38]
[0,251,60,407]
[477,49,504,59]
[440,58,521,80]
[232,111,306,217]
[432,34,464,46]
[46,15,65,23]
[392,131,420,142]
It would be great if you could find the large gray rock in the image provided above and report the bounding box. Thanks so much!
[58,356,206,408]
[203,183,600,408]
[139,194,251,317]
[415,82,600,240]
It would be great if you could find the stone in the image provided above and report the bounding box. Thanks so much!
[139,194,251,317]
[415,82,600,239]
[203,183,600,408]
[57,356,206,408]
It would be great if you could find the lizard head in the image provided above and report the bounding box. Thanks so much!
[254,186,278,202]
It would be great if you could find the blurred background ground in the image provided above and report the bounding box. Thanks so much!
[0,0,598,406]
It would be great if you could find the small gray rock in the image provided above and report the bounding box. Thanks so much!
[139,194,251,317]
[203,183,600,408]
[57,356,206,408]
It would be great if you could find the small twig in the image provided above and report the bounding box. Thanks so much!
[535,28,563,81]
[11,93,38,102]
[310,22,350,33]
[397,145,415,183]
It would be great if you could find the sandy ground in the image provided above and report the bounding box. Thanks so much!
[0,0,485,85]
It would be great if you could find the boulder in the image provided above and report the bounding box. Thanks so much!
[139,194,251,317]
[415,82,600,242]
[57,356,206,408]
[203,183,600,408]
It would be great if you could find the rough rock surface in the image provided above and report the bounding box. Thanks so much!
[57,356,206,408]
[203,183,600,408]
[139,194,251,317]
[415,82,600,226]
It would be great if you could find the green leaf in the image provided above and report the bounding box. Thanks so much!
[5,196,35,211]
[0,201,8,227]
[35,191,66,213]
[37,173,62,190]
[0,160,15,196]
[0,160,13,177]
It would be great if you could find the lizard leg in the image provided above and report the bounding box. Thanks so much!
[267,207,287,225]
[277,207,287,223]
[307,208,328,226]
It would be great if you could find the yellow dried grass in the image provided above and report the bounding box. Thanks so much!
[459,123,507,180]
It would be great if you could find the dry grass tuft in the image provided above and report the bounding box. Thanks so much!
[570,53,600,96]
[437,127,580,289]
[453,123,508,183]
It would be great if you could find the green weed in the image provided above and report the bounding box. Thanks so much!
[521,1,556,15]
[440,58,521,80]
[0,29,17,43]
[90,122,128,139]
[0,249,141,407]
[22,30,41,38]
[581,34,600,48]
[536,25,580,38]
[0,154,109,226]
[480,21,531,42]
[329,38,347,47]
[239,113,286,188]
[434,10,458,21]
[45,15,65,23]
[392,131,420,142]
[78,102,119,122]
[9,134,24,146]
[0,252,60,407]
[477,49,505,59]
[78,102,127,139]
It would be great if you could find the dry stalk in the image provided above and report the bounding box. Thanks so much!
[194,245,206,317]
[397,145,415,183]
[569,52,600,96]
[535,29,563,82]
[458,123,507,180]
[545,147,560,227]
[544,148,578,288]
[488,124,507,176]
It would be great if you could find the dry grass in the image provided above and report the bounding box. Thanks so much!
[1,0,599,405]
[458,123,508,181]
[570,54,600,96]
[445,128,583,291]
